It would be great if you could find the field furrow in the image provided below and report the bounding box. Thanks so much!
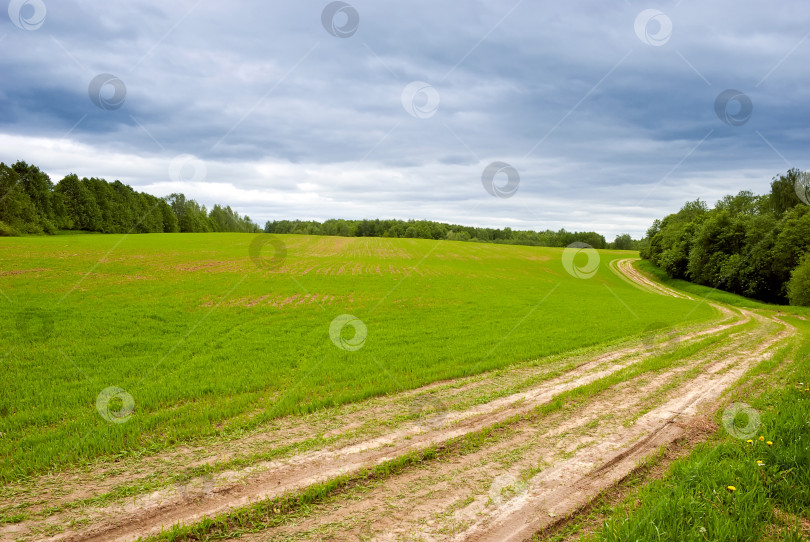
[223,309,787,542]
[2,239,797,542]
[2,256,792,542]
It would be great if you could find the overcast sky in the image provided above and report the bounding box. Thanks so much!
[2,1,809,238]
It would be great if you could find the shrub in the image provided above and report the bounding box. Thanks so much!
[0,221,18,236]
[787,252,810,306]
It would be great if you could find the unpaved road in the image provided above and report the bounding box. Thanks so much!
[1,259,795,542]
[610,258,690,299]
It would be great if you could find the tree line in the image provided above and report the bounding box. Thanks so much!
[264,219,631,249]
[0,161,259,235]
[640,169,810,306]
[1,160,635,249]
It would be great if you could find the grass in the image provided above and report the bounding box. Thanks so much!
[0,234,715,482]
[637,259,810,315]
[583,313,810,541]
[82,319,742,542]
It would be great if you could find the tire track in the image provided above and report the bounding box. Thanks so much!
[7,260,774,542]
[610,258,689,299]
[51,332,712,542]
[456,269,793,541]
[234,263,789,542]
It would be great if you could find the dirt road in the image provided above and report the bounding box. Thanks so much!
[1,259,794,542]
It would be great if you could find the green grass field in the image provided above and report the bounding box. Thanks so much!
[0,233,715,483]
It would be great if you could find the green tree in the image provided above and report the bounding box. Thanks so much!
[54,174,102,231]
[771,204,810,289]
[11,161,57,232]
[769,169,802,217]
[787,253,810,306]
[0,163,43,234]
[612,234,633,250]
[714,190,762,216]
[159,199,179,232]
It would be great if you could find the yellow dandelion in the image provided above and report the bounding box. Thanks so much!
[767,441,773,446]
[727,486,736,491]
[758,436,765,442]
[746,439,753,444]
[757,460,765,466]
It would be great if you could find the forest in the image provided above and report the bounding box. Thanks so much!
[264,218,623,249]
[0,160,625,249]
[641,169,810,306]
[0,161,259,235]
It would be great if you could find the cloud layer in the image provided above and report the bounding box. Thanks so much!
[2,0,809,238]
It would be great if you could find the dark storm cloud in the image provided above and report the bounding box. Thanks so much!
[1,0,809,238]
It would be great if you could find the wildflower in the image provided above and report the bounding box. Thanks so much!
[727,486,736,491]
[767,441,773,446]
[757,460,765,466]
[758,436,765,442]
[746,439,753,445]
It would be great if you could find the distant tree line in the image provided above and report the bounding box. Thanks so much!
[0,161,259,235]
[640,169,810,306]
[1,160,636,252]
[264,218,635,250]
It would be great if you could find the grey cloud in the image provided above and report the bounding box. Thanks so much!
[1,1,809,239]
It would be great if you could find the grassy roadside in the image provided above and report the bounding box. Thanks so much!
[636,260,810,315]
[2,252,782,540]
[0,318,728,531]
[573,262,810,542]
[127,321,740,541]
[143,262,808,542]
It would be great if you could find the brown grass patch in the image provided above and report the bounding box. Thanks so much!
[172,260,244,273]
[0,267,49,276]
[203,293,341,308]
